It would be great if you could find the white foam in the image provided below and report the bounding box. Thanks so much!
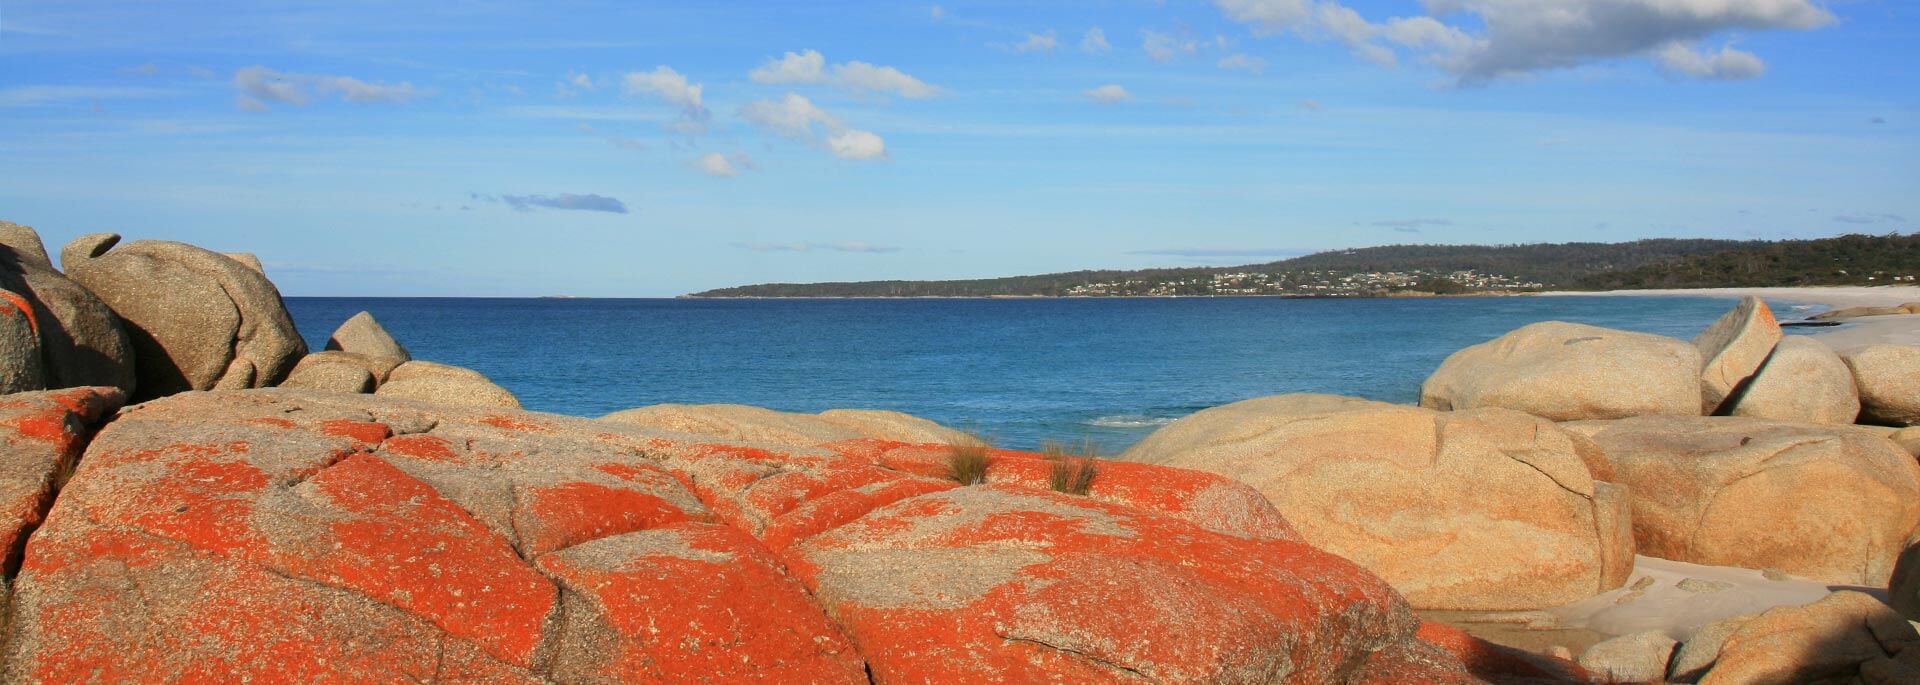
[1085,415,1177,428]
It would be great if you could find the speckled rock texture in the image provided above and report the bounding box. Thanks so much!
[1421,321,1702,421]
[1566,416,1920,586]
[61,234,304,401]
[1726,336,1860,425]
[325,310,410,363]
[1694,296,1783,414]
[601,402,969,448]
[373,360,519,408]
[1122,394,1636,611]
[0,222,135,393]
[0,387,122,575]
[1843,344,1920,426]
[0,388,1483,683]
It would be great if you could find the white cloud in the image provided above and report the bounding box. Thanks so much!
[1082,27,1112,53]
[738,93,888,161]
[1015,31,1059,53]
[1654,42,1766,80]
[750,50,940,99]
[623,66,711,134]
[1217,53,1268,73]
[1142,29,1199,63]
[833,61,941,98]
[696,152,747,177]
[1084,84,1131,105]
[1213,0,1833,84]
[570,73,594,90]
[230,66,419,111]
[826,130,887,160]
[749,50,828,84]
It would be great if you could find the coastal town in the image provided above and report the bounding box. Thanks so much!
[1060,268,1548,297]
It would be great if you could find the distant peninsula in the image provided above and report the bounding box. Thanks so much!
[687,233,1920,299]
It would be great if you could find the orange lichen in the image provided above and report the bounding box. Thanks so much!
[516,481,701,557]
[318,419,391,444]
[379,433,459,462]
[481,414,552,433]
[0,289,38,333]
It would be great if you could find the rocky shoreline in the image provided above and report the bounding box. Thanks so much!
[0,223,1916,683]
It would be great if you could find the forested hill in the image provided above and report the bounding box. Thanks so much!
[686,234,1919,298]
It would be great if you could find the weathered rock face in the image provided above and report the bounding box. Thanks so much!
[1694,296,1783,414]
[373,360,519,408]
[1421,321,1701,421]
[0,387,123,574]
[61,234,305,401]
[1843,344,1920,426]
[1122,394,1635,610]
[0,223,135,393]
[0,293,42,395]
[1577,630,1677,683]
[1565,416,1920,585]
[279,353,377,394]
[1727,336,1860,425]
[1693,591,1920,684]
[325,310,409,362]
[601,403,967,448]
[0,389,1470,682]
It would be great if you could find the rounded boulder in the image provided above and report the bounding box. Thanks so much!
[1421,321,1701,421]
[1842,344,1920,426]
[1726,336,1859,425]
[1123,393,1636,610]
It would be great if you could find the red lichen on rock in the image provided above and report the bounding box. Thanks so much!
[483,414,554,433]
[537,522,867,683]
[380,433,460,462]
[515,479,704,557]
[318,418,391,444]
[0,289,39,333]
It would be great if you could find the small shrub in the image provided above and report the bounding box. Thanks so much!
[946,434,991,485]
[1047,441,1099,496]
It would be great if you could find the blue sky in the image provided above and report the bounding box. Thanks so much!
[1,1,1914,296]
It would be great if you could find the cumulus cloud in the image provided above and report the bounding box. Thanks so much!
[479,193,629,214]
[1142,29,1200,63]
[732,241,900,253]
[1015,31,1059,53]
[1654,43,1766,80]
[623,66,711,134]
[1082,28,1112,53]
[1084,84,1131,105]
[695,152,755,177]
[1217,53,1268,73]
[750,50,940,99]
[738,93,888,161]
[231,66,421,111]
[1212,0,1834,84]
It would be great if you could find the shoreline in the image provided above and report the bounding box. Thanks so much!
[1543,286,1920,351]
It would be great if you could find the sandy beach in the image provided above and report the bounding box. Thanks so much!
[1546,286,1920,350]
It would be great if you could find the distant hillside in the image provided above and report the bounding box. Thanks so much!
[687,234,1918,298]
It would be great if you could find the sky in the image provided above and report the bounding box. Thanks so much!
[0,0,1914,297]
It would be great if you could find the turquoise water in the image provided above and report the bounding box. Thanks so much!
[285,296,1785,452]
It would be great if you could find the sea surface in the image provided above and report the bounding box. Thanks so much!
[285,296,1805,453]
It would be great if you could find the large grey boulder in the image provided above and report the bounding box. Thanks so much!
[1694,296,1782,414]
[325,311,409,362]
[1421,321,1701,421]
[279,353,377,394]
[1726,336,1859,425]
[0,289,43,394]
[62,234,305,401]
[1843,344,1920,426]
[374,360,518,408]
[0,222,135,393]
[1122,394,1636,610]
[1565,415,1920,586]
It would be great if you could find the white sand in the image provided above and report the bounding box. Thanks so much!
[1544,286,1920,351]
[1547,556,1844,641]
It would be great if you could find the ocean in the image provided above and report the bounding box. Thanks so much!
[285,295,1802,453]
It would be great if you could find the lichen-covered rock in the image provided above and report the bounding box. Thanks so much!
[325,310,409,362]
[1727,336,1859,425]
[0,389,1470,682]
[602,403,966,448]
[0,292,42,394]
[1695,296,1783,414]
[0,222,135,393]
[61,233,305,400]
[1123,394,1635,610]
[1565,416,1920,585]
[1843,344,1920,426]
[1699,591,1919,684]
[0,387,123,575]
[1421,321,1701,421]
[375,360,518,408]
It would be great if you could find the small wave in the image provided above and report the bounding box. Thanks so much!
[1085,415,1178,428]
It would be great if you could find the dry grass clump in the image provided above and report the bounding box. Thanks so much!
[946,433,992,485]
[1042,440,1098,496]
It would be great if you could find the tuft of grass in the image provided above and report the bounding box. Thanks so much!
[1046,440,1099,496]
[946,433,992,486]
